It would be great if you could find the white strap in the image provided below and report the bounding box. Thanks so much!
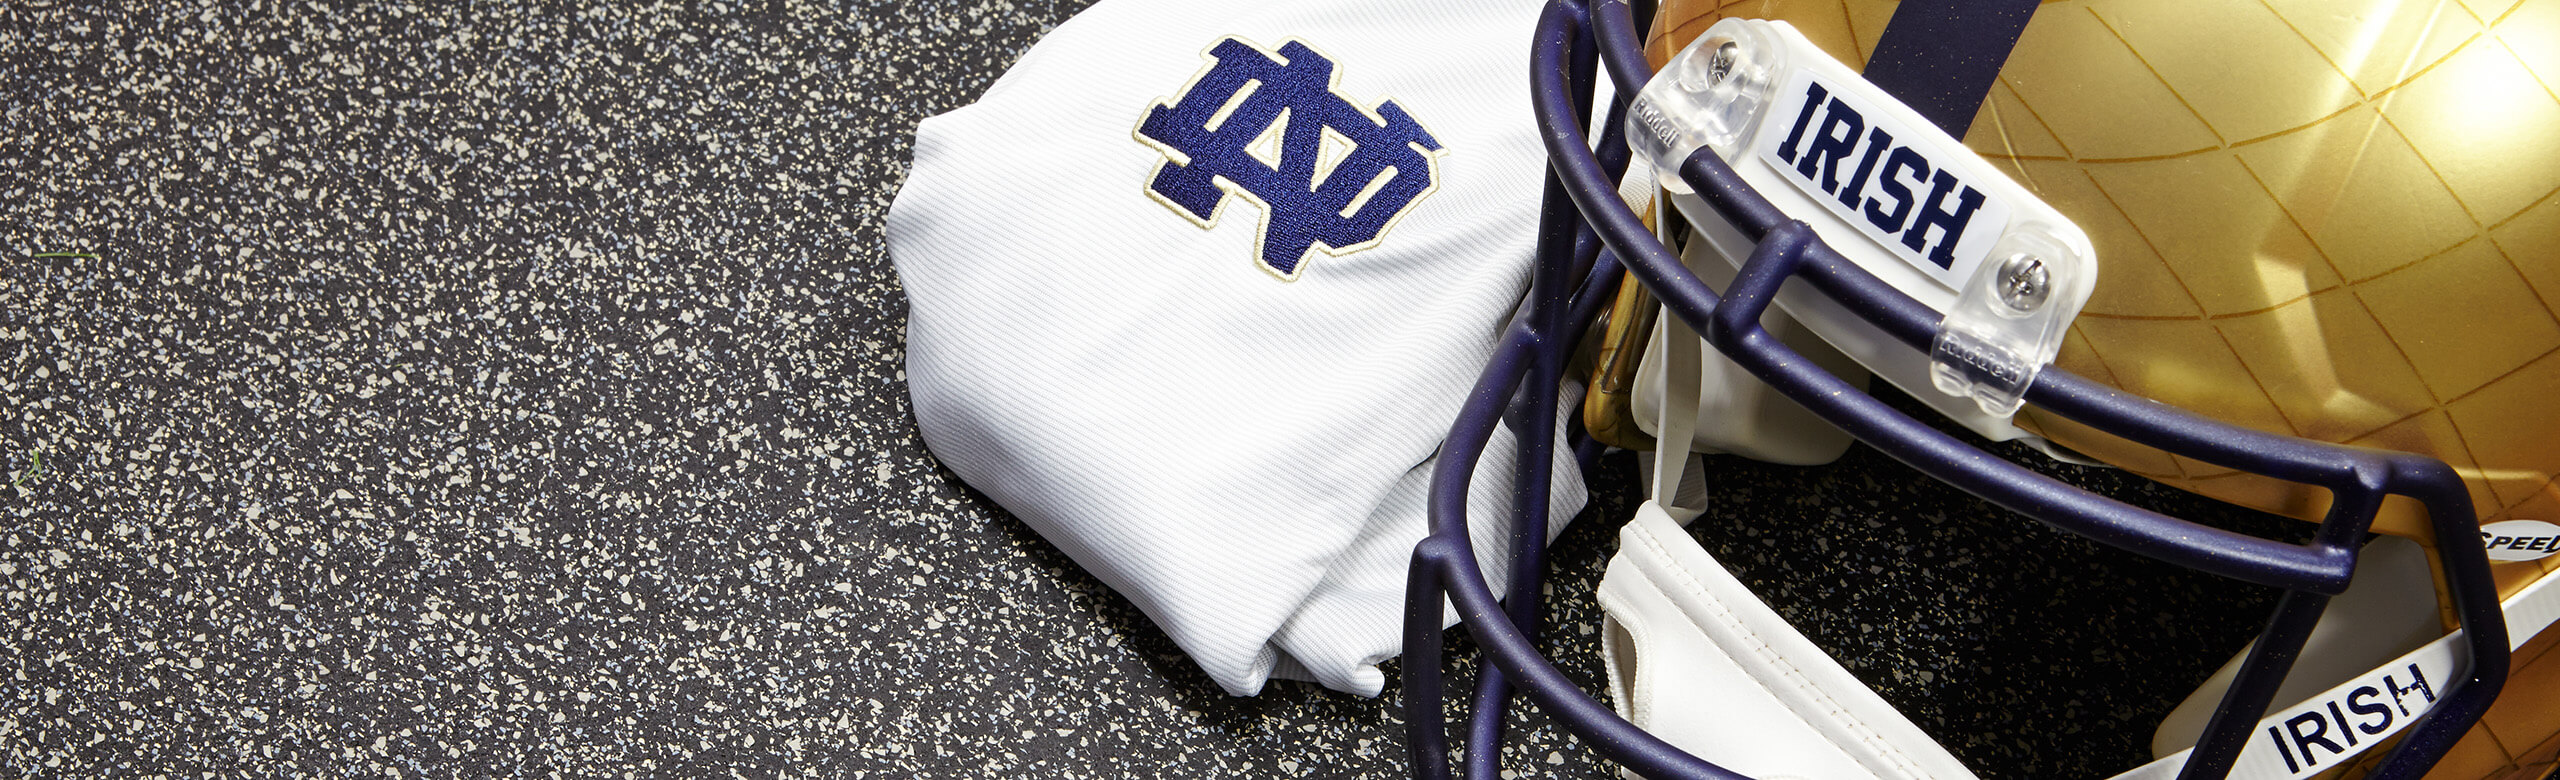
[1648,201,1707,522]
[1650,307,1705,519]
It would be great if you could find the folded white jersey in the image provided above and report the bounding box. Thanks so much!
[887,0,1582,696]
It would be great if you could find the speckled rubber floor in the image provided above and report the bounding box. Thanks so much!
[3,2,2306,777]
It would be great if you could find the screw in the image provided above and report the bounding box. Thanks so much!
[1996,254,2050,312]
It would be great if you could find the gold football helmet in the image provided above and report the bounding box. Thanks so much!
[1602,1,2560,775]
[1410,1,2558,778]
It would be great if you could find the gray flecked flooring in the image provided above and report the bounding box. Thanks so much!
[3,2,2300,777]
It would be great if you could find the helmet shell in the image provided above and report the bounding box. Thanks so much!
[1646,0,2560,564]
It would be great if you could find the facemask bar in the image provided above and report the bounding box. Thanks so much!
[1400,1,2512,779]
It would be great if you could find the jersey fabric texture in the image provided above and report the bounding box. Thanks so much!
[887,0,1582,697]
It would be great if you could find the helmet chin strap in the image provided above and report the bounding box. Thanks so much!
[1858,0,2040,139]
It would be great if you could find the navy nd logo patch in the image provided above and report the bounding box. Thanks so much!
[1136,37,1445,280]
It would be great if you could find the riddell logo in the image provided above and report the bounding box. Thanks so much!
[2480,519,2560,561]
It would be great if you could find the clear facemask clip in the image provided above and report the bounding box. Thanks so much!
[1928,226,2085,417]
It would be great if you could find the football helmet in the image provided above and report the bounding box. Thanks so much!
[1406,0,2560,778]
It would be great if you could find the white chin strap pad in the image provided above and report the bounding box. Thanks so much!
[1598,501,1980,780]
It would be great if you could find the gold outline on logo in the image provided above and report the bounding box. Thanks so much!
[1131,36,1451,282]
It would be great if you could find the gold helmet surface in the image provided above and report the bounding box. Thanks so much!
[1635,0,2557,777]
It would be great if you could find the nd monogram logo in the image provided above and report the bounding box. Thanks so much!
[1136,37,1445,280]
